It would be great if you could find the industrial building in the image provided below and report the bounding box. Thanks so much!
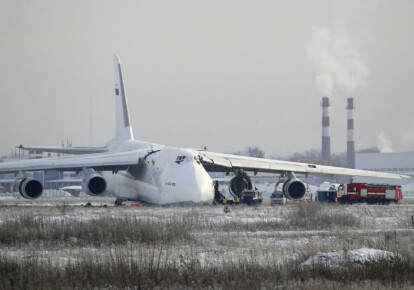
[356,152,414,178]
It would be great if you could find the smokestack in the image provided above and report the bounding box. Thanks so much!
[321,97,331,160]
[347,98,355,168]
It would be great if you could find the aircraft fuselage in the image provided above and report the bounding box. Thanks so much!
[104,140,214,204]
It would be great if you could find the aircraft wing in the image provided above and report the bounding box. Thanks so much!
[0,150,142,173]
[198,151,410,179]
[17,145,108,155]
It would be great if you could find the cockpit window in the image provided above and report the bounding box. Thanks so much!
[175,155,187,164]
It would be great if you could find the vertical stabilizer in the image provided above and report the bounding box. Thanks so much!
[114,55,134,140]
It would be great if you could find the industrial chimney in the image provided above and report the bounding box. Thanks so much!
[347,98,355,168]
[321,97,331,161]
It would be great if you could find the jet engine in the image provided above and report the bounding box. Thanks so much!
[229,173,253,198]
[283,177,306,200]
[18,178,43,199]
[82,174,107,196]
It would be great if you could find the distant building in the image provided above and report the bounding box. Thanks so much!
[356,152,414,179]
[28,150,43,159]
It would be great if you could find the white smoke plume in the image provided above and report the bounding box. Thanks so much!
[378,133,393,153]
[307,26,370,97]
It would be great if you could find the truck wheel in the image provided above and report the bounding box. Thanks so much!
[115,198,125,206]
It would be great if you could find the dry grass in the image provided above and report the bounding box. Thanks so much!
[1,249,414,289]
[0,203,361,248]
[0,214,193,246]
[288,202,360,230]
[1,198,414,289]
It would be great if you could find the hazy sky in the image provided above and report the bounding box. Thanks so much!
[0,0,413,158]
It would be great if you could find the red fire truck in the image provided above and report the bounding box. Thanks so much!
[337,182,402,204]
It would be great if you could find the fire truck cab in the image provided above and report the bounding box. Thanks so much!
[337,182,402,205]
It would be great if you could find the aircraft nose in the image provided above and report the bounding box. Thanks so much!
[159,160,214,204]
[193,166,215,202]
[187,163,215,203]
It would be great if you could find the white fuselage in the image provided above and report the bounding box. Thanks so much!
[102,139,214,204]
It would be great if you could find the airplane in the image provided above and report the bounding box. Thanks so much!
[0,55,409,204]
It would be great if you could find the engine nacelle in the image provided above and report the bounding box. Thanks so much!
[19,178,43,199]
[283,178,306,200]
[229,174,253,198]
[82,174,107,196]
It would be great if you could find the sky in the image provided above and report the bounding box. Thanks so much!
[0,0,413,158]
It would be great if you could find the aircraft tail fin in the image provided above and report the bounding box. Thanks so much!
[113,55,134,140]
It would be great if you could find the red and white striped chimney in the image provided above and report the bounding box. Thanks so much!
[347,98,355,168]
[321,97,331,160]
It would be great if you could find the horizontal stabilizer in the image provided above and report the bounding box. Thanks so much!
[17,145,108,155]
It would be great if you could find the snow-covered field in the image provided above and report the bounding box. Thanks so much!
[1,197,414,263]
[301,247,401,267]
[1,196,414,288]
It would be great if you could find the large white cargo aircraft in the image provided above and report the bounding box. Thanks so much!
[0,56,409,204]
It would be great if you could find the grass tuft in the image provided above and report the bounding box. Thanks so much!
[1,250,414,289]
[0,214,192,246]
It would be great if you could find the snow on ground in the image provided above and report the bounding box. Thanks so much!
[0,197,414,268]
[301,248,401,267]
